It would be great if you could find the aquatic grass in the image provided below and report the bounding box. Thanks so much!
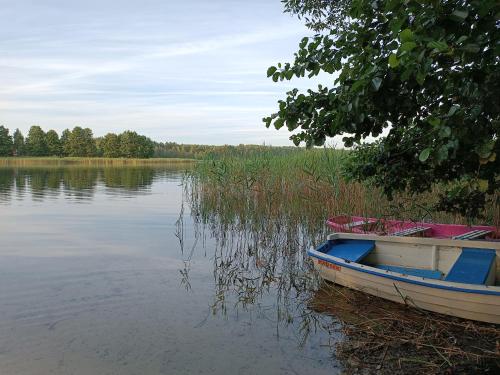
[0,157,196,167]
[189,147,498,227]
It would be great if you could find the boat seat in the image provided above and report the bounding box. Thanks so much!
[326,239,375,262]
[392,226,431,237]
[375,265,442,279]
[452,230,492,240]
[444,248,496,285]
[345,220,373,229]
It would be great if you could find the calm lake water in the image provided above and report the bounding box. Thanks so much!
[0,166,338,375]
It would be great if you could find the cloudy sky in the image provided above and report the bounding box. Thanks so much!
[0,0,324,145]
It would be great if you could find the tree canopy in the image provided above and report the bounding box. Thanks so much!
[45,130,62,156]
[25,126,48,156]
[265,0,499,218]
[13,129,25,156]
[0,126,13,156]
[0,126,157,159]
[64,127,97,157]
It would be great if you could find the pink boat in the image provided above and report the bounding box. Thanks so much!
[327,215,499,240]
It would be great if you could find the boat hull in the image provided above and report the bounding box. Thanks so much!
[326,215,499,239]
[311,257,500,324]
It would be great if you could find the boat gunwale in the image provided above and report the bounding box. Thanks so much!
[326,232,500,250]
[308,234,500,296]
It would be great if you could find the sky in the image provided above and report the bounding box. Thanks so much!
[0,0,324,145]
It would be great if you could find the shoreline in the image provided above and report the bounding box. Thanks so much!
[0,157,197,167]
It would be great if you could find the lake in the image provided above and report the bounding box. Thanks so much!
[0,166,338,375]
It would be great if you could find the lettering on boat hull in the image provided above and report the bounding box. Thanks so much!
[318,259,341,271]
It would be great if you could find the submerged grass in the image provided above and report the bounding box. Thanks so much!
[0,157,196,167]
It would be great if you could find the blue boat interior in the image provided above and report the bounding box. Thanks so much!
[444,248,496,285]
[315,239,497,285]
[375,265,442,279]
[319,239,375,262]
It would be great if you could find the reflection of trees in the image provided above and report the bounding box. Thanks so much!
[102,167,155,190]
[0,168,14,202]
[181,175,332,342]
[0,166,167,202]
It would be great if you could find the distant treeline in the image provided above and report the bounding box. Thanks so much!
[153,142,300,159]
[0,126,155,158]
[0,125,302,159]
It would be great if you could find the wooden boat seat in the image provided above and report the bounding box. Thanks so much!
[444,248,496,285]
[375,265,442,279]
[392,226,431,237]
[325,239,375,262]
[452,230,492,240]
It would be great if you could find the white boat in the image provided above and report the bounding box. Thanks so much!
[308,233,500,324]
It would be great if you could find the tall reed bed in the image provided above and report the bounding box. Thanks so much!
[0,157,196,167]
[190,147,498,228]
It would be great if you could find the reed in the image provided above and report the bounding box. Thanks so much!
[0,157,196,167]
[190,147,498,228]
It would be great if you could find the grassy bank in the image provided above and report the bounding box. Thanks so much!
[0,157,197,167]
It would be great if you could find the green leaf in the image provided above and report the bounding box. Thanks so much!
[437,145,449,162]
[427,40,449,52]
[439,126,451,138]
[399,29,413,43]
[400,41,417,52]
[447,105,460,117]
[351,79,366,91]
[371,77,382,91]
[416,71,426,85]
[476,140,495,158]
[266,66,277,77]
[419,148,431,162]
[272,72,280,82]
[427,117,440,126]
[299,37,308,49]
[463,44,480,53]
[450,10,469,22]
[274,118,284,130]
[388,53,399,68]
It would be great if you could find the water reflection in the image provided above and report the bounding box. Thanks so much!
[0,166,188,203]
[181,174,334,345]
[0,166,338,375]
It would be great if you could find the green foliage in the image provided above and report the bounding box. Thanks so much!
[266,0,499,218]
[119,131,154,158]
[60,129,71,156]
[13,129,25,156]
[25,126,48,156]
[0,126,13,156]
[100,133,122,158]
[45,130,62,156]
[64,127,97,157]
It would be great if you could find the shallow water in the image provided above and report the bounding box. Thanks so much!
[0,166,338,375]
